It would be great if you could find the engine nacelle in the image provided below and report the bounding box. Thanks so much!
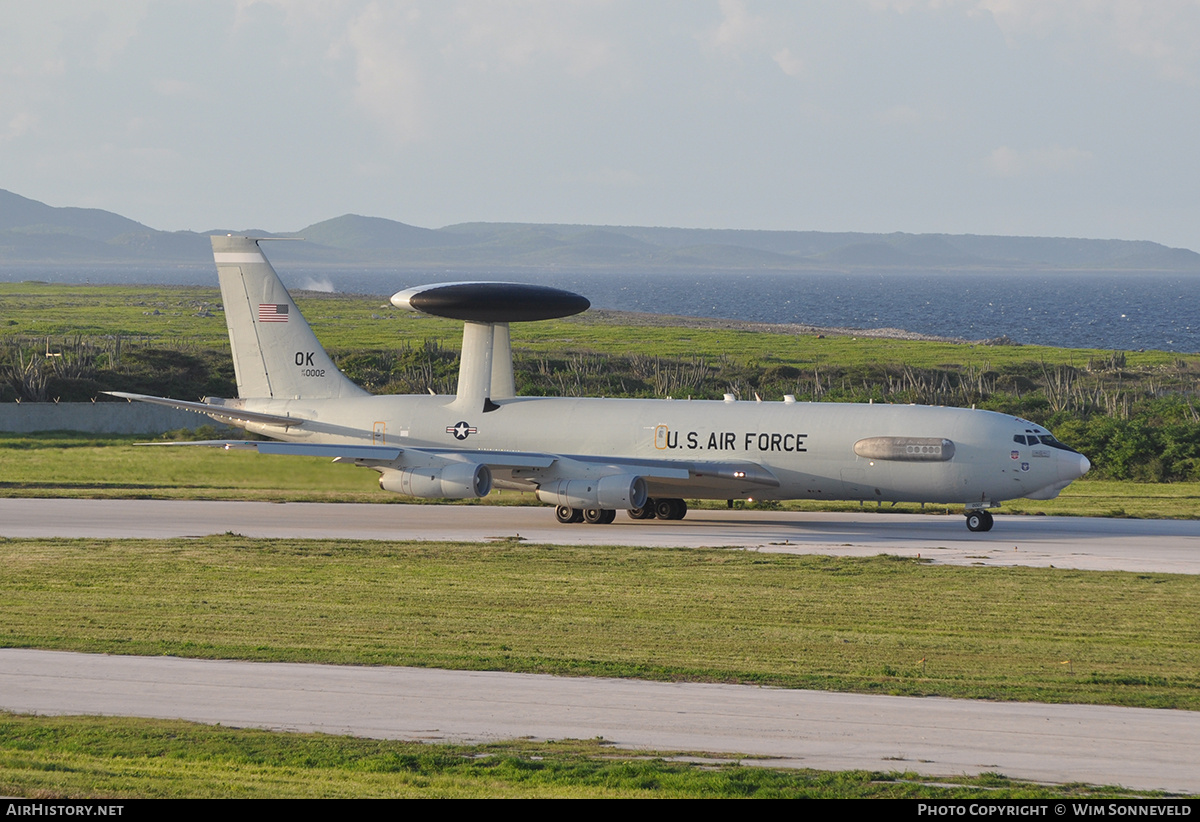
[378,462,492,499]
[535,474,648,510]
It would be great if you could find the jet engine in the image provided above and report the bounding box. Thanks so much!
[378,462,493,499]
[535,474,648,510]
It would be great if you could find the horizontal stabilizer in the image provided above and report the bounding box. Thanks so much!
[141,439,403,461]
[105,391,303,428]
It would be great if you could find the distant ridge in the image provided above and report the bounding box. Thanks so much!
[0,189,210,262]
[293,214,465,250]
[0,188,149,240]
[1,188,1197,271]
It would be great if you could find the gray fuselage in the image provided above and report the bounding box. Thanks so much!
[237,393,1083,506]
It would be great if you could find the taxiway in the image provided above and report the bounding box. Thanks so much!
[4,648,1199,793]
[2,497,1198,574]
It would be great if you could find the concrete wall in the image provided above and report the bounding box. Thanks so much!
[0,402,221,435]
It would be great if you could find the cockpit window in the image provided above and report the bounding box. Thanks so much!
[1014,432,1080,452]
[1038,434,1080,453]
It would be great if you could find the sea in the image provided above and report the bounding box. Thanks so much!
[4,265,1198,353]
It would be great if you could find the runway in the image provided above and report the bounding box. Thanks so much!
[2,497,1198,574]
[3,498,1199,792]
[5,648,1199,793]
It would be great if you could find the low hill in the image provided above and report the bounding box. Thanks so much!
[2,188,1198,272]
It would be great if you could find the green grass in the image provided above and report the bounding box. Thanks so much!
[4,537,1199,709]
[1001,481,1200,519]
[0,432,385,501]
[1,713,1166,798]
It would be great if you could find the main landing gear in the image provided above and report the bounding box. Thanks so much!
[630,497,687,521]
[584,508,617,524]
[554,505,583,523]
[964,510,994,532]
[553,497,688,525]
[554,505,615,524]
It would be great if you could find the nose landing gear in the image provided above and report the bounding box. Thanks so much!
[965,510,994,532]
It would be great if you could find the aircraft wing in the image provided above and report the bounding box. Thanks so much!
[416,450,779,486]
[537,454,779,487]
[138,438,777,489]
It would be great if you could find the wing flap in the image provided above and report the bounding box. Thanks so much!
[415,450,556,469]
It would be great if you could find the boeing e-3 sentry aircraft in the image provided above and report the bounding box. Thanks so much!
[111,236,1091,532]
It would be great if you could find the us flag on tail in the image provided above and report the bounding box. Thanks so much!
[258,303,289,322]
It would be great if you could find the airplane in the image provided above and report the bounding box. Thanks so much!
[110,235,1091,532]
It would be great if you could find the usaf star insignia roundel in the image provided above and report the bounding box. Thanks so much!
[447,421,478,440]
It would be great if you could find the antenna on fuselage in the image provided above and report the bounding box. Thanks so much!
[390,282,590,414]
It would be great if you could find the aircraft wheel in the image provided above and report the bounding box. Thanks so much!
[556,505,583,524]
[655,498,687,520]
[583,508,614,524]
[965,510,993,532]
[628,501,656,520]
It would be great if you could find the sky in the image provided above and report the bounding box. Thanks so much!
[2,1,1199,250]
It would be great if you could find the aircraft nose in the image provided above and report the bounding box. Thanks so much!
[1057,452,1091,483]
[1075,451,1094,477]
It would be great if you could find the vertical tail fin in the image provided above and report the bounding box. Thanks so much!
[211,235,367,400]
